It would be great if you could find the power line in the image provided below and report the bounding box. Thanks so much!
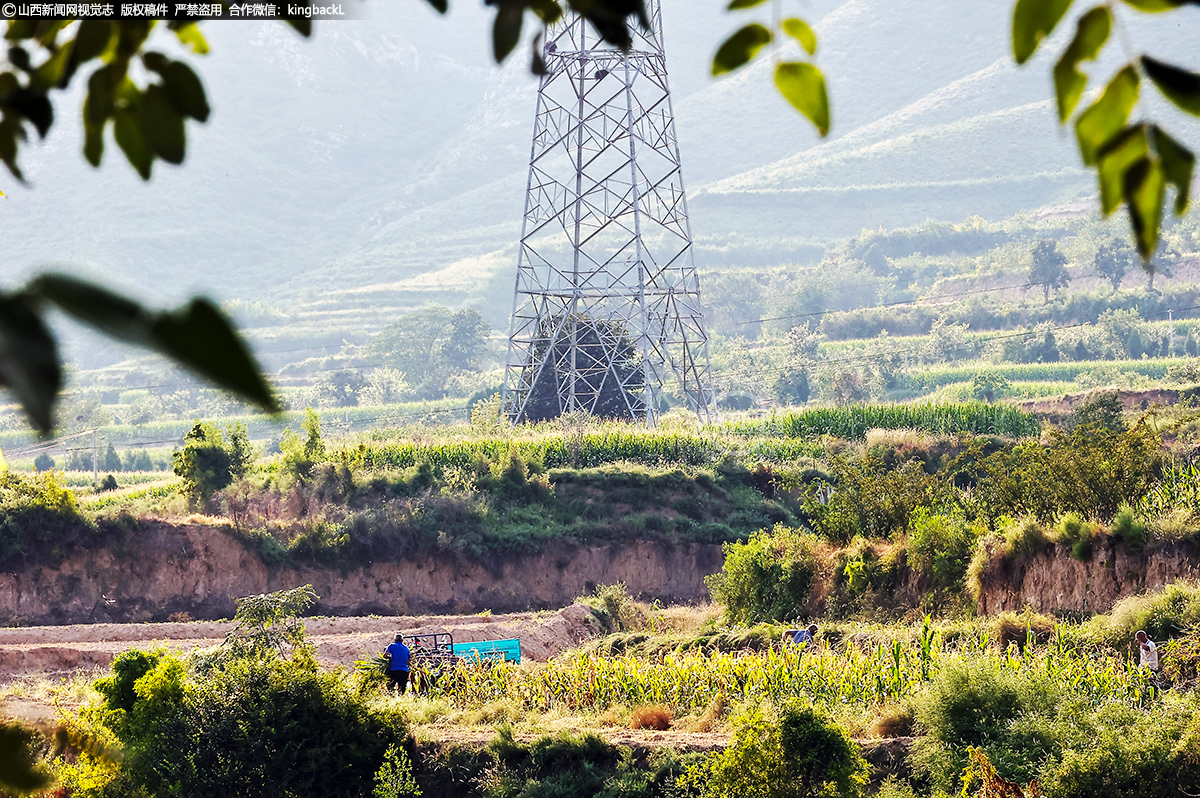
[711,304,1200,386]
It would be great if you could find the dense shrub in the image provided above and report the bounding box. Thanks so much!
[0,471,97,568]
[912,660,1059,790]
[77,644,405,797]
[686,701,867,798]
[706,525,824,624]
[805,456,949,542]
[905,508,982,604]
[173,422,255,509]
[478,727,701,798]
[974,422,1163,522]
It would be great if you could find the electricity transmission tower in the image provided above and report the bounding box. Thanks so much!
[501,0,715,426]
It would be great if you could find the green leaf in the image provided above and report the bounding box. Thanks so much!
[33,43,72,89]
[150,58,210,122]
[728,0,770,8]
[1053,6,1110,121]
[4,22,40,41]
[4,89,53,138]
[774,62,830,136]
[172,22,209,54]
[1096,123,1149,214]
[424,0,448,11]
[493,4,524,63]
[151,299,280,413]
[712,23,772,76]
[0,294,61,434]
[1151,125,1195,214]
[113,107,152,180]
[27,274,279,414]
[84,63,120,125]
[136,85,185,165]
[1124,156,1165,259]
[1142,55,1200,116]
[26,274,148,343]
[1012,0,1074,63]
[73,20,113,63]
[781,18,817,56]
[1075,65,1139,165]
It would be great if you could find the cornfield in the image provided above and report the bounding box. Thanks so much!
[911,359,1175,391]
[724,402,1038,440]
[436,632,1153,715]
[1139,462,1200,517]
[342,428,826,471]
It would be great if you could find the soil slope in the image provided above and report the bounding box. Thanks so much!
[0,523,722,626]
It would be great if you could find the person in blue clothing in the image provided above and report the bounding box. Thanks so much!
[782,623,818,651]
[383,634,411,694]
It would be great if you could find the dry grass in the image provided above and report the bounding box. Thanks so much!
[599,704,630,727]
[989,608,1055,648]
[864,428,938,449]
[866,702,915,738]
[629,704,672,731]
[1148,507,1200,542]
[675,692,726,733]
[649,604,721,634]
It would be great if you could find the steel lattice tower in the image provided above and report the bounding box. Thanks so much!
[501,0,715,426]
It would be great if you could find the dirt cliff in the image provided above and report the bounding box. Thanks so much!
[976,538,1200,615]
[0,523,723,625]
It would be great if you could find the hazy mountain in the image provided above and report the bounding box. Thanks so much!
[2,0,1196,354]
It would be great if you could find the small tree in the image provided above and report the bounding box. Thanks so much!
[280,408,325,478]
[173,423,233,509]
[225,422,255,479]
[103,442,122,472]
[219,585,317,661]
[1029,240,1069,303]
[32,453,54,472]
[1094,237,1134,291]
[971,373,1011,403]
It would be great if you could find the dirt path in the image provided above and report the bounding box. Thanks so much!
[0,604,603,679]
[413,725,731,753]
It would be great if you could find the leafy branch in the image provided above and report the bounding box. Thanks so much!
[1013,0,1198,260]
[711,0,829,137]
[0,272,278,433]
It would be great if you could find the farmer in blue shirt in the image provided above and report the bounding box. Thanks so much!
[383,634,411,694]
[782,623,818,651]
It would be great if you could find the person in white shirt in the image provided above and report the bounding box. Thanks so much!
[1135,630,1159,671]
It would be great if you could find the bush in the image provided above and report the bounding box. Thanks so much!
[0,471,97,569]
[686,701,867,798]
[911,660,1058,790]
[905,508,981,604]
[706,525,824,624]
[1051,512,1101,561]
[74,588,407,798]
[578,583,648,634]
[975,423,1163,522]
[1110,504,1148,548]
[172,422,254,509]
[629,705,672,731]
